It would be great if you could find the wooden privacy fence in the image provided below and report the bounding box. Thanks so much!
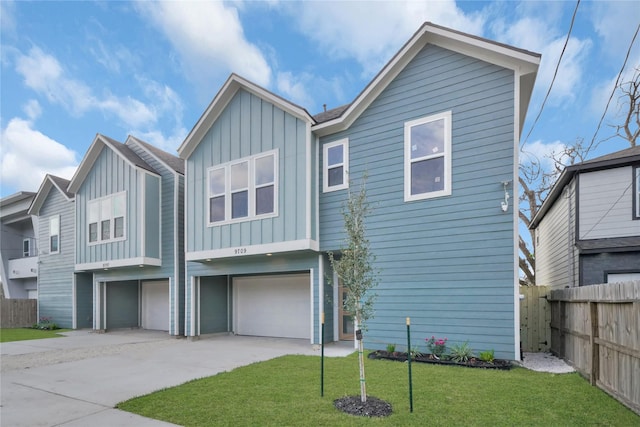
[0,298,37,328]
[519,285,550,352]
[548,281,640,415]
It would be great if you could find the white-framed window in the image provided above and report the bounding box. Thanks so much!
[404,111,452,201]
[23,239,31,257]
[323,138,349,192]
[208,150,278,225]
[49,215,60,254]
[88,192,126,244]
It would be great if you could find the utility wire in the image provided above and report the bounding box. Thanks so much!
[585,22,640,156]
[521,0,581,147]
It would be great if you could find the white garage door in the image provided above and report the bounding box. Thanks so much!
[234,274,310,339]
[141,280,170,331]
[607,273,640,283]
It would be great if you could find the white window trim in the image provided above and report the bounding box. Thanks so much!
[323,138,349,192]
[635,166,640,219]
[207,149,279,226]
[49,215,60,254]
[23,238,31,257]
[404,110,452,202]
[87,191,127,245]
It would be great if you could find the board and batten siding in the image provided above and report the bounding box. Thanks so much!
[185,89,309,254]
[535,179,578,289]
[37,189,75,328]
[75,146,161,266]
[578,167,640,240]
[319,44,518,358]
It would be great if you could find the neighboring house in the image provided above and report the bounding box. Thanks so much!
[531,146,640,288]
[178,22,540,360]
[67,134,185,334]
[0,191,38,299]
[28,175,84,329]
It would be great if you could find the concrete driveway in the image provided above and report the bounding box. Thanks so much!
[1,330,353,427]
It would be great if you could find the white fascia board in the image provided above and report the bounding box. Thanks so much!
[185,239,319,262]
[75,257,162,271]
[28,179,53,216]
[178,74,315,159]
[126,136,182,178]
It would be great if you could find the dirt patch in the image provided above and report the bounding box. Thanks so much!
[334,395,392,417]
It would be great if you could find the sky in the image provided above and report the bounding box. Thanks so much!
[1,0,639,198]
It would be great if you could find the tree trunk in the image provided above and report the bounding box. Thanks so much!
[356,311,367,402]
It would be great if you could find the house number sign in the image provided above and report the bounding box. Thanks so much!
[234,248,247,255]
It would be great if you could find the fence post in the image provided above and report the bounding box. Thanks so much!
[589,302,599,386]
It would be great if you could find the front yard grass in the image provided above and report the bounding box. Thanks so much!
[0,328,70,343]
[118,352,639,426]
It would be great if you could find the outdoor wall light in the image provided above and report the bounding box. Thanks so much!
[501,181,511,212]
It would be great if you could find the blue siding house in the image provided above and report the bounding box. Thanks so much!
[67,134,185,335]
[179,22,539,360]
[28,175,84,328]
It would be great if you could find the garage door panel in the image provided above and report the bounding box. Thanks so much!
[142,280,169,331]
[234,274,310,339]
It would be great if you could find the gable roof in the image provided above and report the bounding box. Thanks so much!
[0,191,36,223]
[126,136,185,175]
[312,21,540,137]
[68,134,159,194]
[530,145,640,229]
[28,175,74,216]
[178,73,315,159]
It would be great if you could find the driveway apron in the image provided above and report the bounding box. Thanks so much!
[1,330,353,427]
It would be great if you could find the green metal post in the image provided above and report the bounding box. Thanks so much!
[321,312,325,397]
[407,317,413,412]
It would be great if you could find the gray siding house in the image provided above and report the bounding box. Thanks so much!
[0,192,38,299]
[28,175,85,328]
[531,146,640,288]
[179,22,539,360]
[68,134,185,335]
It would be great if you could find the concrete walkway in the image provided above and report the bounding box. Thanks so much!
[1,330,354,427]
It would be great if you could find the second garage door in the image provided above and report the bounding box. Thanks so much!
[233,274,310,339]
[141,280,170,331]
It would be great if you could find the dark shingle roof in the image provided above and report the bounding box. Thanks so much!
[313,104,351,124]
[129,136,185,175]
[49,175,73,199]
[576,236,640,253]
[100,134,158,175]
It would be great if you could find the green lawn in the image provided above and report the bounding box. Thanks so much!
[118,352,639,426]
[0,328,70,343]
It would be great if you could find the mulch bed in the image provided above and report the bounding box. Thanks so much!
[368,350,512,370]
[334,395,392,417]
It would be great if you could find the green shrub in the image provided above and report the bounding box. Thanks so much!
[32,317,59,330]
[386,343,396,353]
[479,349,495,363]
[449,341,474,362]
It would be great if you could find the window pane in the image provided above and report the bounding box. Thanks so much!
[113,193,126,217]
[255,155,274,186]
[411,157,445,195]
[231,162,248,191]
[50,236,59,253]
[101,198,111,221]
[50,216,60,235]
[210,196,225,222]
[89,223,98,242]
[411,119,444,159]
[328,166,343,187]
[101,219,111,240]
[256,185,274,215]
[114,217,124,238]
[231,191,248,218]
[327,145,343,166]
[209,168,225,195]
[88,201,99,222]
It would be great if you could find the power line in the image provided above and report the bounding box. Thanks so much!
[585,22,640,156]
[521,0,581,147]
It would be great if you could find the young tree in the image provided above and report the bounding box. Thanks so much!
[328,175,378,403]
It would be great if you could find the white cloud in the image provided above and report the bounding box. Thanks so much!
[276,71,314,109]
[138,1,272,87]
[0,118,78,192]
[284,0,485,77]
[0,0,16,36]
[590,1,640,60]
[520,140,568,171]
[22,99,41,121]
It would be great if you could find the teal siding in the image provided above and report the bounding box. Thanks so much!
[75,272,93,328]
[37,189,74,328]
[106,281,138,329]
[144,173,161,259]
[319,45,517,358]
[200,276,228,333]
[185,89,310,253]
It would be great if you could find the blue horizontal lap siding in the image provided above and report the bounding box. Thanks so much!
[319,44,517,358]
[37,190,75,328]
[186,89,308,253]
